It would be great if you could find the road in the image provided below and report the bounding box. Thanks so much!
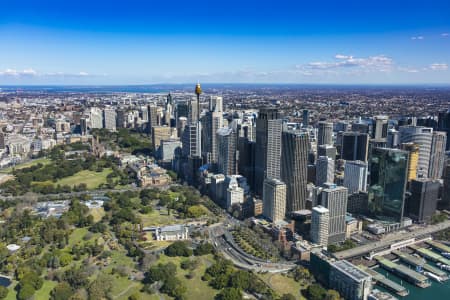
[333,220,450,260]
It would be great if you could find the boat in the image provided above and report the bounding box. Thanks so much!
[441,252,450,259]
[424,271,443,283]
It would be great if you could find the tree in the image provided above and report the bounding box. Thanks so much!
[59,252,73,267]
[306,284,327,300]
[17,284,35,300]
[0,286,8,299]
[194,242,214,256]
[325,290,341,300]
[88,274,113,300]
[215,288,242,300]
[161,277,186,299]
[229,270,251,290]
[51,282,74,300]
[63,267,89,290]
[165,241,193,257]
[281,294,296,300]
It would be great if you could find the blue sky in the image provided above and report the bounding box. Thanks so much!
[1,0,449,85]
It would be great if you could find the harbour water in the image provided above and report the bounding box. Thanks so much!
[374,266,450,299]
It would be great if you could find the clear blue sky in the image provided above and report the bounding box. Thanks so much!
[1,0,449,85]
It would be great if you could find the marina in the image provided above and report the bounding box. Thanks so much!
[374,256,431,288]
[361,266,409,297]
[392,250,448,280]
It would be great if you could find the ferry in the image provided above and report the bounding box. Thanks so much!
[441,252,450,259]
[436,263,450,271]
[423,271,443,283]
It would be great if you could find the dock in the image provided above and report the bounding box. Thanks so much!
[374,256,430,288]
[426,240,450,254]
[361,266,409,297]
[392,250,448,279]
[413,247,450,266]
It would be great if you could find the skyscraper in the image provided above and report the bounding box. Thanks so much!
[281,130,309,212]
[343,160,368,194]
[441,163,450,210]
[263,178,286,222]
[399,125,433,178]
[152,126,172,152]
[406,178,440,223]
[181,123,202,157]
[103,108,117,131]
[217,127,237,176]
[341,132,369,162]
[201,110,223,167]
[317,121,333,147]
[372,115,389,140]
[209,95,223,113]
[302,109,309,127]
[429,131,447,179]
[320,185,348,244]
[438,110,450,150]
[400,142,419,182]
[368,148,409,221]
[255,108,282,196]
[311,206,330,246]
[316,156,335,187]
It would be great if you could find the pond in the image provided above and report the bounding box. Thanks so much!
[0,276,11,287]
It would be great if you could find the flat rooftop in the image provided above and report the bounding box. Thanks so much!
[333,260,371,282]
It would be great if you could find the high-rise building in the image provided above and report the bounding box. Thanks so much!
[188,98,199,123]
[255,108,282,196]
[319,185,348,244]
[368,148,409,222]
[176,101,189,120]
[438,110,450,150]
[181,123,202,157]
[80,118,88,136]
[399,125,433,178]
[341,132,369,162]
[89,107,103,129]
[302,110,309,127]
[387,129,399,148]
[406,178,440,223]
[217,127,237,175]
[429,131,447,179]
[238,137,256,189]
[316,156,335,187]
[152,126,172,152]
[210,174,226,207]
[329,260,372,300]
[103,108,117,131]
[343,160,368,194]
[317,121,333,147]
[347,192,369,215]
[226,177,244,210]
[147,105,159,130]
[441,163,450,210]
[201,111,223,167]
[263,178,286,222]
[400,142,419,182]
[281,130,309,212]
[372,115,389,140]
[311,206,330,246]
[318,144,337,161]
[209,96,223,113]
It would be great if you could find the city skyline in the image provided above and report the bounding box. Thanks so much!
[1,0,450,85]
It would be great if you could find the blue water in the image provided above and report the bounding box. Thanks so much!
[374,265,450,300]
[0,276,11,287]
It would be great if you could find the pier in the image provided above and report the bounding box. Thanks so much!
[392,250,448,280]
[374,256,430,288]
[425,240,450,254]
[412,247,450,266]
[361,266,409,297]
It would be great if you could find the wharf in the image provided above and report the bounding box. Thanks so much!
[361,266,409,297]
[374,256,430,288]
[392,250,448,279]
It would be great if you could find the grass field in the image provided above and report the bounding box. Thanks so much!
[0,157,51,173]
[139,208,180,227]
[34,280,57,299]
[258,273,306,300]
[89,207,105,222]
[55,168,112,189]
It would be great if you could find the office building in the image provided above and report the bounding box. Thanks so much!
[103,108,117,131]
[441,163,450,210]
[89,107,103,129]
[263,178,286,222]
[209,95,223,112]
[372,115,388,140]
[347,192,369,215]
[255,108,282,196]
[181,123,202,157]
[159,139,182,163]
[320,185,348,244]
[343,160,368,194]
[281,130,309,212]
[227,183,244,210]
[201,110,223,167]
[318,121,333,147]
[406,179,440,223]
[400,143,419,182]
[302,109,309,127]
[368,148,409,221]
[147,105,159,129]
[316,156,335,187]
[217,127,237,175]
[399,125,433,178]
[429,131,447,179]
[438,110,450,150]
[330,260,372,300]
[387,129,399,148]
[341,132,369,162]
[152,126,172,152]
[318,144,337,160]
[311,206,330,246]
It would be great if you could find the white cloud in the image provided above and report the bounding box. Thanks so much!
[305,54,393,72]
[0,69,97,78]
[429,63,448,71]
[441,33,449,37]
[411,36,424,40]
[0,68,38,77]
[397,67,419,73]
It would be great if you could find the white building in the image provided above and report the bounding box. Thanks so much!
[311,205,330,246]
[316,156,335,187]
[155,225,189,241]
[263,178,286,222]
[344,160,368,194]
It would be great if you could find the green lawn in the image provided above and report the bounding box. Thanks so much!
[0,157,51,174]
[157,254,218,300]
[258,273,306,300]
[55,168,112,189]
[139,209,180,227]
[34,280,57,299]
